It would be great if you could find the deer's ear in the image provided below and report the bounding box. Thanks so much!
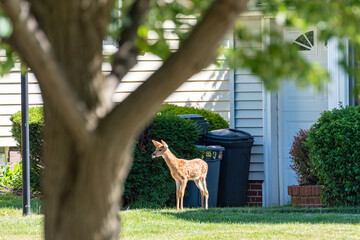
[161,140,168,148]
[152,140,162,147]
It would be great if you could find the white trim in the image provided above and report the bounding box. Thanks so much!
[262,17,280,207]
[229,32,236,128]
[262,181,266,207]
[262,17,270,207]
[263,89,280,206]
[240,11,272,18]
[277,87,286,206]
[328,38,349,109]
[263,90,270,206]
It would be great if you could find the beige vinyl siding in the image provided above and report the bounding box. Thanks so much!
[0,69,42,147]
[105,19,231,121]
[0,24,230,147]
[104,53,230,121]
[234,16,264,181]
[0,61,229,148]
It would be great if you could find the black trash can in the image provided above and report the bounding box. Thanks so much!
[178,114,210,145]
[183,145,224,208]
[205,129,254,207]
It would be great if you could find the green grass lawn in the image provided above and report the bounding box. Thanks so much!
[121,208,360,240]
[0,193,43,240]
[1,193,360,239]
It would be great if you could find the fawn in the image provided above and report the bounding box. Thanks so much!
[151,139,209,210]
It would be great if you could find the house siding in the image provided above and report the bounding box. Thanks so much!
[0,35,231,148]
[0,66,42,147]
[0,16,264,181]
[103,53,230,121]
[234,16,264,181]
[104,19,231,121]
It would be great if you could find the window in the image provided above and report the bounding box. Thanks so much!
[0,147,5,166]
[292,31,314,51]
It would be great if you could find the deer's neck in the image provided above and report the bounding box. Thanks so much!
[162,149,180,169]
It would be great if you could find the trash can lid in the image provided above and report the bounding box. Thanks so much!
[178,114,204,120]
[205,128,253,141]
[196,145,225,151]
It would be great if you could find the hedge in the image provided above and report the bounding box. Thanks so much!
[10,107,44,192]
[9,105,229,206]
[160,104,229,131]
[124,113,202,208]
[307,105,360,206]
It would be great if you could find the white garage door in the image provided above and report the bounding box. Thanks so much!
[279,27,328,205]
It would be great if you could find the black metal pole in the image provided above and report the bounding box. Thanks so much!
[21,68,31,216]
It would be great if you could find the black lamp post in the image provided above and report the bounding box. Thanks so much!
[21,65,30,216]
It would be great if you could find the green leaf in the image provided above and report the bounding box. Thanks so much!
[137,26,148,39]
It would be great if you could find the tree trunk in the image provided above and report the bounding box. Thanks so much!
[43,103,134,240]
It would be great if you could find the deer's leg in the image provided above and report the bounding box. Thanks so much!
[200,178,209,209]
[176,181,180,210]
[194,179,204,208]
[179,180,188,210]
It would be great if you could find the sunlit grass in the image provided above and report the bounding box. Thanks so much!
[0,215,43,240]
[0,193,42,216]
[1,193,360,239]
[0,193,43,240]
[120,208,360,240]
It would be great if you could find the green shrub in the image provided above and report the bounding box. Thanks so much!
[160,104,229,131]
[8,105,219,207]
[10,107,44,192]
[0,163,22,190]
[307,105,360,206]
[124,113,202,208]
[289,129,319,185]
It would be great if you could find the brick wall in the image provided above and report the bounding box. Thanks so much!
[246,180,263,207]
[288,185,323,208]
[8,147,21,170]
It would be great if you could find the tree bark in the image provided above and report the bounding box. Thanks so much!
[43,105,134,239]
[1,0,249,239]
[99,0,249,145]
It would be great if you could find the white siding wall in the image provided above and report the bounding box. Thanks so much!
[0,28,230,147]
[234,16,265,181]
[104,54,230,121]
[0,65,42,147]
[105,19,231,121]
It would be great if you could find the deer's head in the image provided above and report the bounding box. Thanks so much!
[151,139,168,159]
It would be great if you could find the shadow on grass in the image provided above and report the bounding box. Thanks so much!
[0,193,42,214]
[160,207,360,225]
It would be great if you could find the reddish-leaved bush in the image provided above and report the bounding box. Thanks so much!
[289,129,319,186]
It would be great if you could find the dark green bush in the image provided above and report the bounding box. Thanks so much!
[123,113,202,208]
[9,105,222,208]
[289,129,319,185]
[307,105,360,206]
[10,107,44,193]
[160,104,229,131]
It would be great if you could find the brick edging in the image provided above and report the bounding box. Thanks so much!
[288,185,324,208]
[288,185,323,196]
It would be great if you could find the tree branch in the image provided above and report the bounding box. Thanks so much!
[98,0,249,142]
[1,0,95,148]
[105,0,150,89]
